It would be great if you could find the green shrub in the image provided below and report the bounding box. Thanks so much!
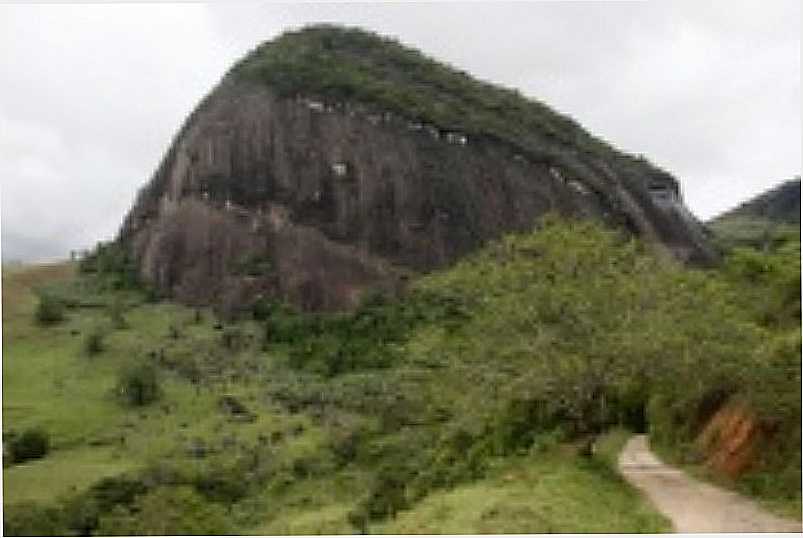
[34,295,65,325]
[276,288,471,377]
[251,297,273,321]
[357,463,409,520]
[723,240,801,328]
[79,241,140,290]
[8,427,50,464]
[264,306,310,345]
[84,328,105,356]
[143,285,162,303]
[221,327,243,350]
[193,473,249,503]
[329,426,366,466]
[347,508,369,534]
[117,363,160,406]
[57,476,151,535]
[95,486,232,535]
[3,470,150,535]
[90,476,150,510]
[107,299,128,330]
[3,501,66,536]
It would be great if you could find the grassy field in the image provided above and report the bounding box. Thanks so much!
[248,430,670,535]
[2,263,317,526]
[2,254,672,534]
[376,441,669,534]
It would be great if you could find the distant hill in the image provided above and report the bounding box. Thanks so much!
[1,229,69,265]
[712,178,800,225]
[708,178,800,251]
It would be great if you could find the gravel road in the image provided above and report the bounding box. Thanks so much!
[618,435,801,533]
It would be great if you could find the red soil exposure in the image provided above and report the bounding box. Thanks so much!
[695,402,760,478]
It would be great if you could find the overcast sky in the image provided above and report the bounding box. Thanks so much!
[1,1,800,262]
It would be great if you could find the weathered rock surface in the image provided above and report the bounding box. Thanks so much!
[119,30,716,314]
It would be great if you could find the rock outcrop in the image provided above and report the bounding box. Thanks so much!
[118,25,716,314]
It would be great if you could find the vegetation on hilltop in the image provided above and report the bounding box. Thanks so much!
[3,215,799,534]
[232,25,671,189]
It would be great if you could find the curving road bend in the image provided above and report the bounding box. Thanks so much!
[618,435,802,533]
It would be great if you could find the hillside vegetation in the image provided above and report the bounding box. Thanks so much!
[708,178,800,252]
[3,216,799,534]
[232,25,673,192]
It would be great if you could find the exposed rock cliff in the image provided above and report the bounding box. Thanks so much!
[119,25,716,314]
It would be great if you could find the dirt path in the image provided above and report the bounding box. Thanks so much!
[618,435,801,533]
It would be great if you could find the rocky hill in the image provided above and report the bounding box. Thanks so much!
[118,25,715,313]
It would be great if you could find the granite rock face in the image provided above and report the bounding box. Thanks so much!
[120,47,715,315]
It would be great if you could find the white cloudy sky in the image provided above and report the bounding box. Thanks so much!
[1,1,800,262]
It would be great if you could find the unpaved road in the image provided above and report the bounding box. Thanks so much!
[618,435,801,533]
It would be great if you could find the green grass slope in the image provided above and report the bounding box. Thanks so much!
[3,215,799,534]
